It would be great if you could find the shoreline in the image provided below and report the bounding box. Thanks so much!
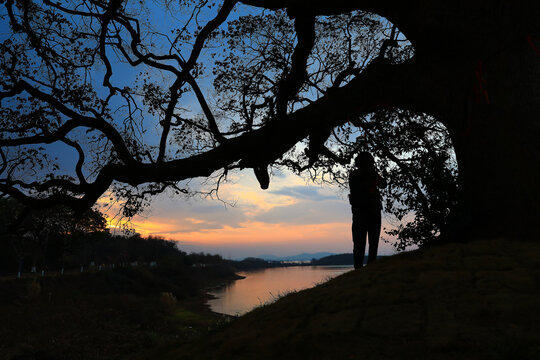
[201,273,246,316]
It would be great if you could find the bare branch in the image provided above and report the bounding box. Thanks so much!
[275,13,315,118]
[185,74,225,143]
[0,81,135,166]
[60,137,88,187]
[99,0,124,94]
[185,0,238,71]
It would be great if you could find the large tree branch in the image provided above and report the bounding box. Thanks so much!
[4,57,440,212]
[240,0,363,15]
[150,58,440,174]
[239,0,538,59]
[0,160,118,214]
[275,13,315,119]
[0,178,85,195]
[117,58,439,182]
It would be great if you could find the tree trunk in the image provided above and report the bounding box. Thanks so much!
[445,35,540,240]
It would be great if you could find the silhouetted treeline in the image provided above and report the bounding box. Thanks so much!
[234,254,384,267]
[234,255,357,269]
[0,228,233,275]
[232,257,297,270]
[0,197,231,275]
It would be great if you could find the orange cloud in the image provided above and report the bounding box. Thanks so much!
[164,221,350,244]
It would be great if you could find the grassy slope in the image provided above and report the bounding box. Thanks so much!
[161,238,540,360]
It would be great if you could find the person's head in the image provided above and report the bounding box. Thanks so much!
[354,152,375,169]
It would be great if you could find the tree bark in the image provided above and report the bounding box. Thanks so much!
[443,35,540,240]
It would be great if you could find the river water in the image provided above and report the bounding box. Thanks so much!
[206,265,353,316]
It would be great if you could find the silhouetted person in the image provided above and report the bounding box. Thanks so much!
[349,152,387,269]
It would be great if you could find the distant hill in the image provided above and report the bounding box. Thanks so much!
[255,252,334,261]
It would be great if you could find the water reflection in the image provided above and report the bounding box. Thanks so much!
[207,266,353,316]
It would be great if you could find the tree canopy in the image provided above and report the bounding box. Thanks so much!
[1,0,538,244]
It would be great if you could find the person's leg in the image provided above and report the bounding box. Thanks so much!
[367,212,382,264]
[352,212,368,269]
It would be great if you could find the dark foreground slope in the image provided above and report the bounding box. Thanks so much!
[162,238,540,360]
[0,265,238,360]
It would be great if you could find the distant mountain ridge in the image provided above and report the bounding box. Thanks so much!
[254,252,335,261]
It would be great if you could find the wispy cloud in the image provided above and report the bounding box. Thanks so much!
[269,185,337,201]
[254,200,349,225]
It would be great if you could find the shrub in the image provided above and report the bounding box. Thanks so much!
[159,292,177,314]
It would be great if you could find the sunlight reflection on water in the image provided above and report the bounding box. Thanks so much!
[207,266,353,316]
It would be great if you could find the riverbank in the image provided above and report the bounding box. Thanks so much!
[0,265,240,360]
[153,238,540,360]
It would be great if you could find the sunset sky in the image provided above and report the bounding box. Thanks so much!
[0,3,402,260]
[103,168,399,259]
